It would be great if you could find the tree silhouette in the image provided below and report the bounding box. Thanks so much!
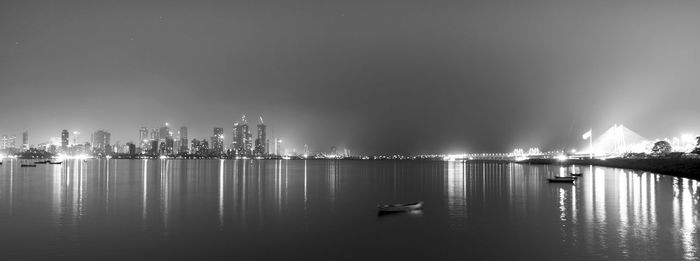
[693,136,700,154]
[651,140,672,155]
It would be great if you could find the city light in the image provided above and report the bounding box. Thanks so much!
[555,154,567,162]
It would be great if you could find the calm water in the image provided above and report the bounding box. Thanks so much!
[0,159,698,260]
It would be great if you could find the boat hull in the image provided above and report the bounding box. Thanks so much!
[377,201,423,212]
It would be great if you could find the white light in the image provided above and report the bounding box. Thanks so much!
[556,154,567,162]
[159,155,168,159]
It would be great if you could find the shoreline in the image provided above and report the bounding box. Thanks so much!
[522,158,700,180]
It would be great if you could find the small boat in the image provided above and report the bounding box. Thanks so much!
[49,162,62,164]
[377,201,423,213]
[570,172,582,176]
[548,177,576,183]
[35,160,50,164]
[21,164,37,167]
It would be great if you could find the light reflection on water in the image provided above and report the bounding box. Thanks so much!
[0,159,698,260]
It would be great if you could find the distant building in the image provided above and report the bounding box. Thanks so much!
[127,142,136,155]
[233,114,252,155]
[255,117,267,155]
[191,139,201,155]
[212,127,224,155]
[150,128,159,141]
[61,130,69,149]
[149,140,159,155]
[1,135,16,150]
[179,126,188,154]
[91,130,111,155]
[159,124,171,141]
[139,127,149,150]
[22,131,28,150]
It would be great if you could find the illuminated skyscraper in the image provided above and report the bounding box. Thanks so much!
[150,128,159,141]
[179,126,188,153]
[22,131,28,149]
[1,135,16,150]
[159,123,171,141]
[61,130,69,149]
[233,114,251,155]
[139,127,149,150]
[255,116,267,155]
[212,127,224,155]
[92,130,111,155]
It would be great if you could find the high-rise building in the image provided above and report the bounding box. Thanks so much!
[139,127,149,150]
[22,131,28,149]
[61,130,69,149]
[159,123,171,141]
[164,137,174,155]
[1,135,16,150]
[92,130,111,155]
[150,128,159,141]
[179,126,188,153]
[255,117,267,155]
[212,127,224,155]
[127,142,136,156]
[233,114,251,155]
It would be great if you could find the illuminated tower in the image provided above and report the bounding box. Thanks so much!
[233,114,250,155]
[139,127,149,150]
[179,126,188,153]
[22,131,28,150]
[61,130,69,149]
[212,127,224,155]
[92,130,111,155]
[255,116,267,155]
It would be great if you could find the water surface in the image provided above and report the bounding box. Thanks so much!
[0,159,698,260]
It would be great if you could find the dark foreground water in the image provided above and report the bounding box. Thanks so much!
[0,159,698,260]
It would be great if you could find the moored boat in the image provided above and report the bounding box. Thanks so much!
[377,201,423,213]
[21,164,37,167]
[35,160,50,164]
[49,162,62,164]
[570,172,582,176]
[547,177,576,183]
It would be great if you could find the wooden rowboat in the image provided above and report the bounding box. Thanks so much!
[377,201,423,213]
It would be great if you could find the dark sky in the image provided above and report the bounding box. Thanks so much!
[2,0,700,154]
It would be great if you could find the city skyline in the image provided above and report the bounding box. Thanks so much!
[2,0,700,155]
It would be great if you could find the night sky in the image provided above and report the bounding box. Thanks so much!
[1,0,700,154]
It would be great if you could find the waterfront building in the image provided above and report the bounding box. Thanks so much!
[212,127,224,155]
[1,135,16,150]
[179,126,188,153]
[150,128,159,141]
[233,114,251,155]
[255,117,267,155]
[61,130,69,149]
[139,127,149,150]
[159,124,171,141]
[92,130,111,155]
[22,131,28,150]
[191,139,201,155]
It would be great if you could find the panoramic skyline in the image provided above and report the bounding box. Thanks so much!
[2,0,700,154]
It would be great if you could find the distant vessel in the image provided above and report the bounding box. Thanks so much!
[547,177,576,183]
[377,201,423,213]
[21,164,37,167]
[49,162,62,164]
[35,160,50,164]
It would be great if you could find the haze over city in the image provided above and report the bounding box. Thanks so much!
[2,0,700,154]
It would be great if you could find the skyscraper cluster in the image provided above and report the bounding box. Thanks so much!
[232,114,268,156]
[138,123,188,156]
